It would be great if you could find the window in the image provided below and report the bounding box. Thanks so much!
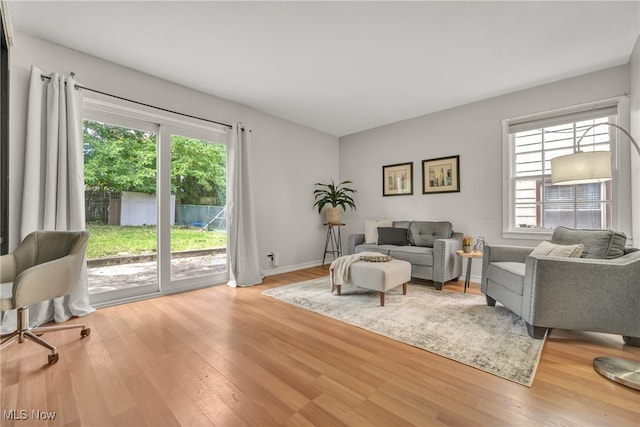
[503,102,620,238]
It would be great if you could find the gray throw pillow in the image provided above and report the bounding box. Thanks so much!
[551,226,627,259]
[530,241,584,258]
[377,227,409,246]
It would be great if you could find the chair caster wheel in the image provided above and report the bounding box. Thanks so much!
[80,328,91,338]
[48,353,59,364]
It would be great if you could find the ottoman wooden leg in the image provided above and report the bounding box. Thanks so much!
[402,283,407,295]
[336,285,341,296]
[379,292,385,306]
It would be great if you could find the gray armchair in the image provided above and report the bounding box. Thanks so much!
[0,230,91,364]
[481,227,640,346]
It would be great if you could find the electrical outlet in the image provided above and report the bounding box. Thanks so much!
[267,252,276,268]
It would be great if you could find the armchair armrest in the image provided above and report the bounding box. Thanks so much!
[13,254,83,308]
[0,253,16,284]
[521,251,640,336]
[348,234,365,255]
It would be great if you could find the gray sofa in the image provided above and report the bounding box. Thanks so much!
[348,220,463,290]
[481,226,640,345]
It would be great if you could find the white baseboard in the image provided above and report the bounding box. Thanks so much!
[261,259,325,277]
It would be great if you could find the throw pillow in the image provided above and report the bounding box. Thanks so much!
[530,241,584,258]
[364,218,393,243]
[550,226,626,259]
[377,227,409,246]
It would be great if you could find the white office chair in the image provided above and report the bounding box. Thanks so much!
[0,230,91,364]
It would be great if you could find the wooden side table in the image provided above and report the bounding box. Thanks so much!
[456,250,483,293]
[322,223,345,266]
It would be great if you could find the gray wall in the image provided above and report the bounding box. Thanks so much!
[8,32,339,274]
[9,31,638,280]
[339,65,633,281]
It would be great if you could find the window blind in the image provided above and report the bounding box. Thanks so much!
[508,105,618,134]
[510,108,614,230]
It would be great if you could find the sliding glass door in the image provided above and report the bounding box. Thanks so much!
[84,104,228,306]
[160,126,228,292]
[84,113,160,304]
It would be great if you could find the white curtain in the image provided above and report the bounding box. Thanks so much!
[226,123,263,287]
[0,66,94,333]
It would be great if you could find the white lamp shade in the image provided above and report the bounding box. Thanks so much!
[550,151,612,185]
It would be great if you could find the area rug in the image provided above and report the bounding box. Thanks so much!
[262,277,545,386]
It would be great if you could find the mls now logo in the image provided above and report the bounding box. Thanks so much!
[3,409,56,420]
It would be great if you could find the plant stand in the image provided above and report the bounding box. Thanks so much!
[322,223,344,267]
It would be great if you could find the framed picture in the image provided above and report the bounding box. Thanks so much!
[422,155,460,194]
[382,162,413,196]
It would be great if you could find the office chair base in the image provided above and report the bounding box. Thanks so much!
[0,307,90,364]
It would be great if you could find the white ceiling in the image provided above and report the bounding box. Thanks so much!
[7,1,640,137]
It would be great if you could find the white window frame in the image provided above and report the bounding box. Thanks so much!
[502,96,629,240]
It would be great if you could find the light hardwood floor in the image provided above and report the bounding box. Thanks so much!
[1,266,639,426]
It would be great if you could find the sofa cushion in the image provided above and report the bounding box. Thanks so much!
[388,246,434,266]
[377,227,409,246]
[530,241,584,258]
[364,219,393,244]
[551,226,626,259]
[487,262,525,296]
[409,221,452,247]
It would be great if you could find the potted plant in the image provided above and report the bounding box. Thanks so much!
[462,235,473,253]
[313,179,357,224]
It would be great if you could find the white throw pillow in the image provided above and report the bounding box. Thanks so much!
[530,241,584,258]
[364,218,393,243]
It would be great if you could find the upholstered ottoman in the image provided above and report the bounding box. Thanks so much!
[332,259,411,306]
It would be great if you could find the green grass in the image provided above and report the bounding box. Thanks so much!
[86,225,226,259]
